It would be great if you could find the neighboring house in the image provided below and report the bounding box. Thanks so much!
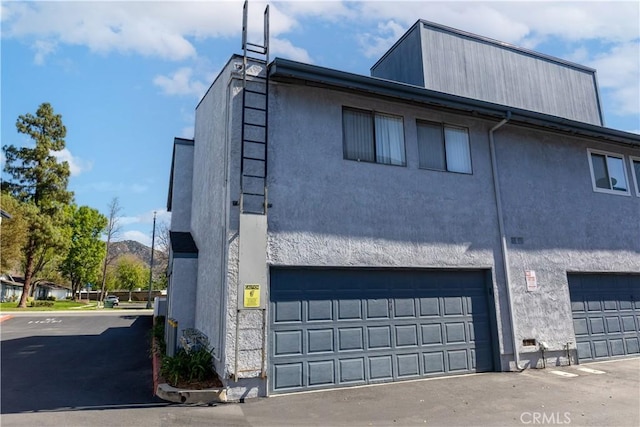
[0,274,72,301]
[165,18,640,400]
[1,274,22,302]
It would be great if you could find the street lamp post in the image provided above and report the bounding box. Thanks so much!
[146,211,157,309]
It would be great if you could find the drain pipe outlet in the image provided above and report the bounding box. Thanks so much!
[488,111,525,371]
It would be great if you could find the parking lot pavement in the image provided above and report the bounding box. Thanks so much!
[236,357,640,427]
[1,339,637,427]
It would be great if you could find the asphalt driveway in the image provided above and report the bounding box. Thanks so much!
[1,311,638,426]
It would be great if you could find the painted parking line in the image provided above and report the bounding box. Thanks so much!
[0,315,14,323]
[576,367,606,375]
[549,370,579,378]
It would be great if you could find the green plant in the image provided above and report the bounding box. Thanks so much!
[160,347,214,386]
[28,300,54,307]
[46,296,56,301]
[151,315,166,355]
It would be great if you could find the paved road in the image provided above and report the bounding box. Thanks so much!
[1,311,165,415]
[2,312,638,426]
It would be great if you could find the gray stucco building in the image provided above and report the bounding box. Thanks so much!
[165,20,640,400]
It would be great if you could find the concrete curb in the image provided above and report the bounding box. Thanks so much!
[156,383,228,404]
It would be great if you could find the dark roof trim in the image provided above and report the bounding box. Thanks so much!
[170,231,198,258]
[269,58,640,147]
[0,209,12,219]
[167,137,194,211]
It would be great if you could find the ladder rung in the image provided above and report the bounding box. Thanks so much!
[243,138,266,145]
[242,210,265,215]
[243,156,266,162]
[243,173,265,179]
[244,106,266,112]
[246,47,266,54]
[246,42,266,49]
[245,89,266,95]
[244,122,266,128]
[243,192,265,197]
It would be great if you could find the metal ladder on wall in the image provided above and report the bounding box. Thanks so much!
[232,0,270,382]
[240,0,269,215]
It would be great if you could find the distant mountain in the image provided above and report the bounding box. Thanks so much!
[110,240,163,263]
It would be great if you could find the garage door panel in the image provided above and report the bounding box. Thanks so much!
[270,269,496,394]
[308,329,334,353]
[569,274,640,362]
[308,360,334,386]
[274,330,302,356]
[339,358,365,383]
[625,338,639,354]
[394,298,416,318]
[338,327,364,351]
[274,300,302,323]
[621,316,636,332]
[423,352,445,374]
[308,300,332,321]
[274,363,303,390]
[447,350,469,371]
[396,353,420,377]
[419,297,440,316]
[421,324,443,345]
[445,322,466,343]
[338,299,362,320]
[366,299,390,319]
[369,355,393,380]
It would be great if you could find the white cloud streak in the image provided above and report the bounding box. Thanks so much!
[51,148,93,176]
[153,67,207,97]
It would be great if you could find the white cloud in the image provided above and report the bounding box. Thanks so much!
[153,67,207,97]
[270,37,313,63]
[51,148,93,176]
[32,39,57,65]
[589,42,640,116]
[181,126,195,139]
[358,20,406,59]
[118,209,171,227]
[117,230,152,247]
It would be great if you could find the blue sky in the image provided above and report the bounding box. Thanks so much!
[2,1,639,246]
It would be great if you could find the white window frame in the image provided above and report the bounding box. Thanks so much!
[630,156,640,197]
[587,149,630,196]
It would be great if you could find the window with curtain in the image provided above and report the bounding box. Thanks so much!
[343,108,405,166]
[587,149,629,195]
[417,121,472,174]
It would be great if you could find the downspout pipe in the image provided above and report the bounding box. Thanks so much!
[488,111,525,371]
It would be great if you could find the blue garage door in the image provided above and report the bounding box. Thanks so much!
[569,274,640,361]
[269,268,496,394]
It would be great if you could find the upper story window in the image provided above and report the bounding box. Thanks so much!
[587,149,629,195]
[343,107,406,166]
[630,156,640,197]
[417,121,472,174]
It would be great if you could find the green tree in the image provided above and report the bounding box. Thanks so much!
[59,205,107,300]
[0,192,31,272]
[114,254,148,302]
[2,103,74,308]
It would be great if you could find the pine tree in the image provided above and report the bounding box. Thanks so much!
[2,103,74,308]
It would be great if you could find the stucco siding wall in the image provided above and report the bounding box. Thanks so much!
[494,125,640,362]
[170,143,194,232]
[192,60,241,365]
[266,83,512,359]
[167,257,198,334]
[265,82,640,369]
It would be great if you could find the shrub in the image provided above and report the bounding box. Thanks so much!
[28,300,54,307]
[46,296,56,301]
[160,347,214,386]
[151,316,166,355]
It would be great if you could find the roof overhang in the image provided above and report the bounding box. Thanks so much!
[269,58,640,148]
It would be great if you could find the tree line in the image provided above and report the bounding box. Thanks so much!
[1,102,165,307]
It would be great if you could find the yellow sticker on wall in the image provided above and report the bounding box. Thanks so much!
[244,284,261,308]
